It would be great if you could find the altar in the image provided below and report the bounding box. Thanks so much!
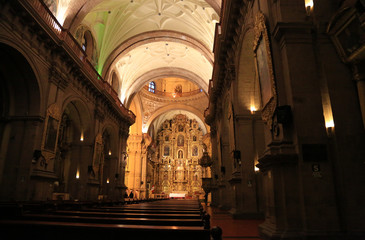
[169,191,188,199]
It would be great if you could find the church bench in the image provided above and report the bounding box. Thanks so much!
[0,219,211,240]
[18,213,204,226]
[81,208,201,215]
[48,210,203,219]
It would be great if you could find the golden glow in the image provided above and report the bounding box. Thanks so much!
[76,169,80,179]
[80,132,84,141]
[305,0,314,15]
[255,165,260,172]
[325,119,334,128]
[250,105,257,114]
[109,150,112,156]
[305,0,314,8]
[106,178,110,184]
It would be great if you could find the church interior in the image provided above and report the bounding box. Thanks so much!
[0,0,365,239]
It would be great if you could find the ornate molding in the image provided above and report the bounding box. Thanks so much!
[253,11,277,129]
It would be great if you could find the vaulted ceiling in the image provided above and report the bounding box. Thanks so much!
[49,0,221,135]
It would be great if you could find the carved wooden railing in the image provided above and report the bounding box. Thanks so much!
[20,0,135,123]
[143,86,203,98]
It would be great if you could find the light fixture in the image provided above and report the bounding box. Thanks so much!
[325,119,334,128]
[80,132,84,141]
[250,105,257,114]
[106,178,110,184]
[255,165,260,172]
[76,169,80,179]
[305,0,314,16]
[109,150,112,156]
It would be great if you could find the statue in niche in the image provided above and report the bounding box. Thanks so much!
[177,135,184,146]
[193,136,197,141]
[178,125,184,132]
[178,150,183,158]
[165,135,169,141]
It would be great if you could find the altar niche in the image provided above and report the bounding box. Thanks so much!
[156,114,204,197]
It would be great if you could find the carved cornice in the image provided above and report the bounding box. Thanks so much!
[206,0,250,125]
[3,1,135,127]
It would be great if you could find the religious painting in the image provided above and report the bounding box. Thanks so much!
[253,11,277,128]
[193,136,197,141]
[327,9,365,63]
[91,134,103,180]
[164,145,170,156]
[178,125,184,132]
[192,146,198,156]
[165,135,169,141]
[44,116,59,152]
[177,135,184,146]
[255,23,272,107]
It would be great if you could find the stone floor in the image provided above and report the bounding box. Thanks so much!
[203,204,264,240]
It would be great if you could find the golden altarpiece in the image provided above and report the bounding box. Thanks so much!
[154,114,209,197]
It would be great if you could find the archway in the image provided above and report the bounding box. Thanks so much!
[0,43,41,200]
[54,99,91,200]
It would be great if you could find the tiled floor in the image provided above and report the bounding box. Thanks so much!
[203,204,264,240]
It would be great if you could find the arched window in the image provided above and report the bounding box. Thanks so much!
[148,81,155,93]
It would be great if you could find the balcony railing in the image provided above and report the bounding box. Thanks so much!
[20,0,135,123]
[143,86,203,98]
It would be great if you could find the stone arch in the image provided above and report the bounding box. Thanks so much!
[235,28,261,115]
[54,98,92,200]
[125,67,208,107]
[0,43,41,200]
[144,104,207,135]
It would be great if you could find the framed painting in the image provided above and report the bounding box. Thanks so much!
[253,11,277,128]
[44,116,59,151]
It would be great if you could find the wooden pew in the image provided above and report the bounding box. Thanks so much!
[0,199,217,240]
[0,220,211,240]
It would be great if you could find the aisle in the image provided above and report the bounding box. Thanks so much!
[203,204,264,240]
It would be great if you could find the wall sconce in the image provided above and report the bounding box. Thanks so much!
[254,165,260,172]
[106,178,110,184]
[250,105,256,114]
[325,119,334,129]
[80,132,84,141]
[108,150,112,156]
[305,0,314,16]
[76,169,80,179]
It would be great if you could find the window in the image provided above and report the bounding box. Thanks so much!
[148,81,155,93]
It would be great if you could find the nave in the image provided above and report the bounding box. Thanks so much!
[0,199,218,240]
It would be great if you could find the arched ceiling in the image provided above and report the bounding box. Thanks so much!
[51,0,221,136]
[114,40,212,103]
[149,110,208,138]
